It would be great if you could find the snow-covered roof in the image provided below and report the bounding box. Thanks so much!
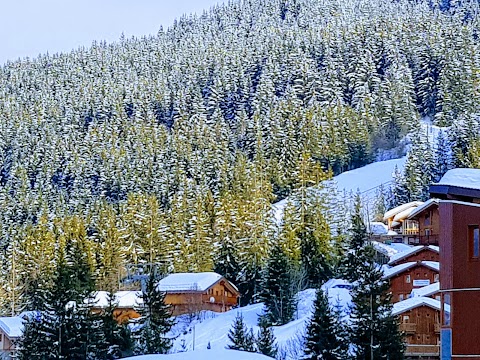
[392,296,448,316]
[388,245,439,265]
[371,241,412,259]
[0,315,25,338]
[368,222,388,235]
[408,198,439,219]
[323,279,352,290]
[383,201,423,222]
[157,272,229,293]
[382,261,440,279]
[435,168,480,191]
[392,207,416,222]
[92,291,143,308]
[411,282,440,298]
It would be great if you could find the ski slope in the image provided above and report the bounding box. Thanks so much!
[272,157,407,224]
[126,350,274,359]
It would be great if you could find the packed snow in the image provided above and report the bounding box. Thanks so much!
[383,201,423,221]
[371,241,412,260]
[0,315,25,338]
[392,296,447,316]
[387,245,439,265]
[410,282,440,298]
[92,291,142,308]
[125,349,274,359]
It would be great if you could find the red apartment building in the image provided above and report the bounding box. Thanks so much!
[430,169,480,360]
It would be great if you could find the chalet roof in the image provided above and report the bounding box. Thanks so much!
[408,198,439,220]
[383,201,423,222]
[430,168,480,199]
[410,282,440,298]
[382,261,440,279]
[157,272,237,293]
[388,245,440,266]
[371,241,412,259]
[92,291,142,309]
[0,312,31,338]
[392,296,448,316]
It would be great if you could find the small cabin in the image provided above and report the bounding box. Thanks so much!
[383,261,439,303]
[0,313,28,360]
[157,272,240,316]
[92,291,143,324]
[388,245,440,266]
[393,297,447,358]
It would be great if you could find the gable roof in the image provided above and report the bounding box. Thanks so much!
[392,296,448,316]
[382,261,440,279]
[410,282,440,298]
[408,198,439,220]
[383,201,423,222]
[388,245,440,266]
[157,272,238,293]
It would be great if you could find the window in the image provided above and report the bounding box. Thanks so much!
[470,225,480,259]
[425,212,431,226]
[443,293,451,326]
[434,274,439,283]
[405,275,411,283]
[435,295,441,301]
[403,315,409,323]
[399,294,404,301]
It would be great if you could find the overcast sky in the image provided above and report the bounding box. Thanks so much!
[0,0,225,65]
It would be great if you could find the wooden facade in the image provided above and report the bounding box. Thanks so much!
[386,263,439,303]
[0,331,17,360]
[408,200,440,246]
[396,304,441,358]
[438,200,480,359]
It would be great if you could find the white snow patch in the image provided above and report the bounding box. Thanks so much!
[436,168,480,191]
[410,282,440,298]
[158,272,226,292]
[125,349,274,359]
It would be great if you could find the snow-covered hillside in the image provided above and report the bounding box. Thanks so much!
[272,157,407,224]
[168,285,351,359]
[125,349,274,359]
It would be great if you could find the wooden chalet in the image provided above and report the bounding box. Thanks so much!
[407,199,440,245]
[92,291,142,324]
[157,272,240,316]
[383,201,423,244]
[393,297,446,359]
[383,261,439,303]
[388,245,439,266]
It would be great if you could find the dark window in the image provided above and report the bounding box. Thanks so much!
[469,225,479,259]
[425,212,431,226]
[444,293,451,326]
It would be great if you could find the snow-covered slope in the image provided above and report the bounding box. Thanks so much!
[169,286,352,359]
[125,349,274,359]
[273,157,406,224]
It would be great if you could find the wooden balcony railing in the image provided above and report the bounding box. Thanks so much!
[419,234,440,245]
[399,323,417,334]
[405,345,439,356]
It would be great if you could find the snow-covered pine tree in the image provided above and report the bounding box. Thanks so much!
[303,288,348,360]
[340,194,368,282]
[227,313,256,353]
[350,245,405,360]
[259,243,295,326]
[134,274,175,355]
[434,129,452,182]
[256,317,277,358]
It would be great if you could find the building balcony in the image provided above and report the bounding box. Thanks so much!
[405,345,439,357]
[419,234,440,245]
[399,323,417,334]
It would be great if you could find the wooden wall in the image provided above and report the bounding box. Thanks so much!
[399,305,440,346]
[389,264,439,303]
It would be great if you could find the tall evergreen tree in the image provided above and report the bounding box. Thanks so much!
[134,275,175,355]
[350,245,405,360]
[259,243,295,326]
[303,288,348,360]
[256,319,277,358]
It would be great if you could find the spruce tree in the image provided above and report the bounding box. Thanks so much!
[227,313,256,352]
[256,318,277,358]
[259,243,295,326]
[340,194,368,282]
[303,289,348,360]
[350,245,405,360]
[134,275,175,355]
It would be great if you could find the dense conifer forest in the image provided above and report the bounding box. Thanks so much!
[0,0,480,314]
